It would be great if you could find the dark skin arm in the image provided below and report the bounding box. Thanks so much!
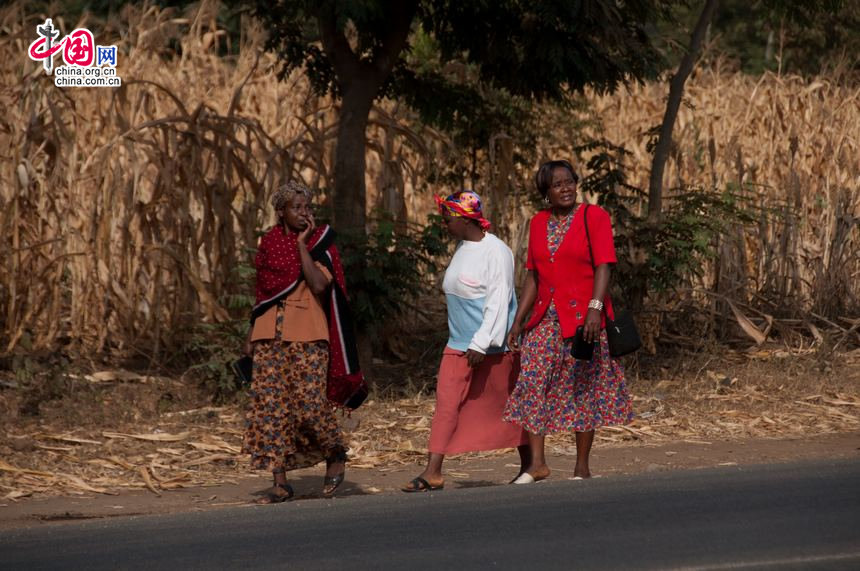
[296,214,329,296]
[465,349,484,367]
[506,270,538,352]
[243,214,329,356]
[583,263,611,343]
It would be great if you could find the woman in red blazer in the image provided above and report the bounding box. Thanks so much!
[503,160,633,483]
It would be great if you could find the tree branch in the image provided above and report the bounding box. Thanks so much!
[647,0,720,224]
[370,0,418,80]
[316,4,361,86]
[317,1,416,90]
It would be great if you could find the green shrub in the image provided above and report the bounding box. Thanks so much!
[336,211,448,332]
[576,138,755,309]
[179,252,255,400]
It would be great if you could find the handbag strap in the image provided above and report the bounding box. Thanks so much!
[583,204,623,321]
[583,204,596,271]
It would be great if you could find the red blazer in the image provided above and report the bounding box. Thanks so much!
[523,205,617,338]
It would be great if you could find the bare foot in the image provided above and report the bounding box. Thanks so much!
[325,459,345,479]
[254,483,294,504]
[524,465,552,481]
[573,466,591,479]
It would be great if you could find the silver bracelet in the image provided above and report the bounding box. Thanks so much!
[588,299,604,311]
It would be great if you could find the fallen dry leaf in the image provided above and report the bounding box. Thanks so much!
[64,473,117,495]
[181,454,236,467]
[103,431,191,442]
[0,461,55,478]
[40,434,104,446]
[138,467,161,496]
[3,490,32,501]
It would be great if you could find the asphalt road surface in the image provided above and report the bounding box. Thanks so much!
[2,458,859,570]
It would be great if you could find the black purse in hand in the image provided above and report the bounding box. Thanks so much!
[583,205,642,358]
[571,325,595,361]
[231,355,253,387]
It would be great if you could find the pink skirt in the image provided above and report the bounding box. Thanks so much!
[428,348,528,455]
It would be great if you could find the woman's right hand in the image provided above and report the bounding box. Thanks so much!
[298,213,316,243]
[507,323,523,352]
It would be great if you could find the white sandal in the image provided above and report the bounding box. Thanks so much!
[512,472,536,484]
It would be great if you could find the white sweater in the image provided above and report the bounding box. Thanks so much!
[442,233,517,354]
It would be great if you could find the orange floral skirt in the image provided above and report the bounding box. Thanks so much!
[242,339,345,472]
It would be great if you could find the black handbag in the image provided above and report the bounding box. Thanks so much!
[604,309,641,357]
[571,325,595,361]
[231,355,253,387]
[583,205,642,358]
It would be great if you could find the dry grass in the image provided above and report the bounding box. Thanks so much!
[583,62,860,323]
[0,0,857,360]
[0,1,448,359]
[1,0,857,506]
[1,347,858,500]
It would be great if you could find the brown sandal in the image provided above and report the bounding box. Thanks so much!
[323,473,345,495]
[323,451,347,496]
[254,483,294,504]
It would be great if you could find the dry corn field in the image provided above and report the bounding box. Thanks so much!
[586,63,860,332]
[1,2,858,358]
[0,2,859,502]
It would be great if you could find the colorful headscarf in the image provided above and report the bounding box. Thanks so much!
[434,190,491,230]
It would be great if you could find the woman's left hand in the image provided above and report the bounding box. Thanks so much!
[583,308,602,343]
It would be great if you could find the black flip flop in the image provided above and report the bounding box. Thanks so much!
[401,476,444,493]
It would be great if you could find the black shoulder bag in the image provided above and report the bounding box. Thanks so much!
[583,205,642,358]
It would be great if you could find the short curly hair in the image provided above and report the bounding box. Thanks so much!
[271,180,313,211]
[535,159,580,198]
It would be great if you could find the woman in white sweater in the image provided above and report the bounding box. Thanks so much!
[402,190,528,492]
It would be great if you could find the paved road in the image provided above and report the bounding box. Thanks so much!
[2,459,859,570]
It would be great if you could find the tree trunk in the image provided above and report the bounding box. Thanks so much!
[487,133,514,239]
[316,1,418,233]
[333,82,376,232]
[647,0,719,224]
[379,117,408,230]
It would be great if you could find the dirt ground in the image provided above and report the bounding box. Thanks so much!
[1,432,858,531]
[1,345,859,530]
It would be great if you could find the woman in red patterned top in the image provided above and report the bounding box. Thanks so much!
[503,160,633,483]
